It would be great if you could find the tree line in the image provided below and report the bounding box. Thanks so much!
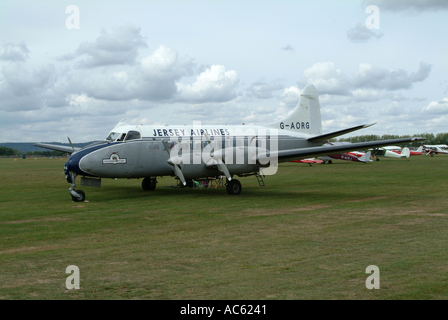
[334,133,448,147]
[0,147,66,157]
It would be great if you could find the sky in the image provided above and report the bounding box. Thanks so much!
[0,0,447,143]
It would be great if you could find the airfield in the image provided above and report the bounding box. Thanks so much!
[0,155,447,299]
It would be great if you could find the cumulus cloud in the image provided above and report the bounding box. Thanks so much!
[353,61,431,90]
[68,45,195,101]
[422,98,448,114]
[347,22,383,43]
[363,0,448,12]
[0,41,30,62]
[176,65,239,103]
[59,24,147,68]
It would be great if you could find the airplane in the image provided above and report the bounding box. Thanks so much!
[291,158,324,166]
[422,144,448,156]
[391,145,423,156]
[317,142,372,164]
[34,84,425,202]
[370,146,411,160]
[319,151,372,164]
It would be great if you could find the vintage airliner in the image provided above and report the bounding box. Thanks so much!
[35,85,424,201]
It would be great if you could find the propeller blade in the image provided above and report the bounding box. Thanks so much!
[162,140,186,186]
[67,136,75,152]
[204,133,231,181]
[217,162,232,181]
[173,164,186,186]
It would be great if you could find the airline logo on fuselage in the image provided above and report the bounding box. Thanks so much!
[279,122,310,130]
[103,153,127,165]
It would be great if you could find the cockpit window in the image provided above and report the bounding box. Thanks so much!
[106,132,122,141]
[124,130,141,141]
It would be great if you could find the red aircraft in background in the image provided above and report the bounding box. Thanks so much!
[392,146,423,156]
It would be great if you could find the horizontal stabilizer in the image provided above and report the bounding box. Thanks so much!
[307,123,376,143]
[33,143,80,154]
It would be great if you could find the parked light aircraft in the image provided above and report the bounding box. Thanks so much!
[291,158,324,166]
[422,144,448,156]
[35,84,425,201]
[370,146,411,160]
[392,146,423,156]
[318,142,372,164]
[319,151,372,164]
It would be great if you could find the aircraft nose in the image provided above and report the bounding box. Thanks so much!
[64,153,84,183]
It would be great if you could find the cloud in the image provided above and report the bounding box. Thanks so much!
[364,0,448,12]
[176,65,239,103]
[0,63,62,111]
[69,45,195,101]
[422,98,448,114]
[347,22,383,43]
[246,80,283,99]
[281,44,295,51]
[381,102,407,116]
[353,61,431,90]
[280,86,301,107]
[60,24,147,68]
[0,41,30,62]
[300,62,351,95]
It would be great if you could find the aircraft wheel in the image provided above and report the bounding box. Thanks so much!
[226,179,242,195]
[72,190,85,202]
[376,158,380,161]
[328,160,333,164]
[142,177,157,191]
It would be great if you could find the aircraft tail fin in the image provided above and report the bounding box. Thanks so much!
[401,147,410,158]
[416,146,423,153]
[359,151,372,163]
[268,84,322,136]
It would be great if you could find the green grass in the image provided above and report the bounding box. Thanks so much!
[0,155,447,299]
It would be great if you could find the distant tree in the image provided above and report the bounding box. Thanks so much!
[0,146,21,156]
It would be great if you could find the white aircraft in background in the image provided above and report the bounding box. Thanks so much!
[422,144,448,156]
[371,146,411,160]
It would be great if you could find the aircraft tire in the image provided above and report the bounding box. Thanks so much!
[142,177,157,191]
[72,190,85,202]
[328,160,332,164]
[226,179,242,195]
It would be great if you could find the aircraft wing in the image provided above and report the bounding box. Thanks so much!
[259,137,425,163]
[307,123,376,143]
[33,143,81,154]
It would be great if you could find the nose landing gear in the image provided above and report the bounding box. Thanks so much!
[67,171,86,202]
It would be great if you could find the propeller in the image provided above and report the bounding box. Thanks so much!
[67,136,75,152]
[162,140,186,186]
[204,133,232,181]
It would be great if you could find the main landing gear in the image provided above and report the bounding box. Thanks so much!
[142,177,157,191]
[226,179,242,195]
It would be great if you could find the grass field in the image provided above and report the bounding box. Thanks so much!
[0,155,447,300]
